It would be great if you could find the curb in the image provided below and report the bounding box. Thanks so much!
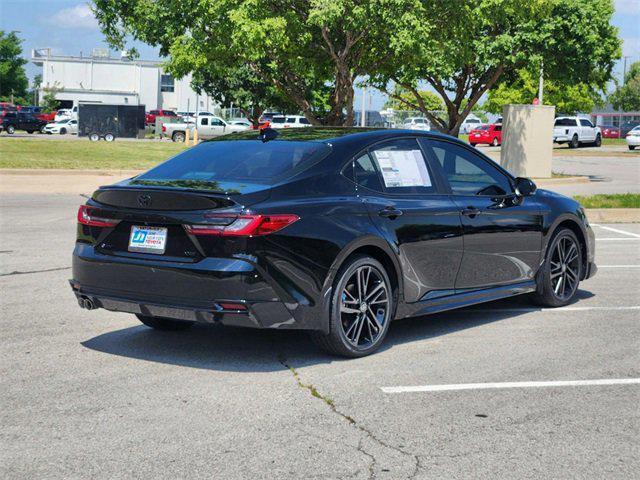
[533,176,590,186]
[586,208,640,223]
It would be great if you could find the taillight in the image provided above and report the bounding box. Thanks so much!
[77,205,120,227]
[184,214,299,236]
[162,125,166,132]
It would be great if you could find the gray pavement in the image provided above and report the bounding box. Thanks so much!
[1,193,639,479]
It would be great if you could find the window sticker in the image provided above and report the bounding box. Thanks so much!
[373,150,432,188]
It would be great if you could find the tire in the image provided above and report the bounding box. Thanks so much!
[172,131,186,143]
[491,137,499,146]
[39,125,46,133]
[136,314,194,331]
[59,128,66,135]
[310,255,394,357]
[629,145,636,151]
[569,134,579,149]
[594,134,601,147]
[27,130,34,134]
[89,133,100,142]
[104,133,115,142]
[470,143,477,147]
[530,228,582,308]
[7,125,15,134]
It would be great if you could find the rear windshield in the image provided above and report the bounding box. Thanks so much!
[555,118,577,126]
[134,139,331,187]
[475,125,490,130]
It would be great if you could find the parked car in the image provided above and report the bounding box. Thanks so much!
[44,118,78,135]
[402,117,431,131]
[599,125,620,139]
[353,110,385,127]
[54,109,73,122]
[71,128,596,357]
[227,118,252,128]
[269,115,311,128]
[176,111,196,123]
[0,112,47,134]
[460,117,482,134]
[469,124,502,146]
[553,117,601,148]
[18,105,42,114]
[0,102,18,118]
[145,109,177,125]
[162,114,249,142]
[620,121,640,138]
[626,126,640,150]
[259,111,282,123]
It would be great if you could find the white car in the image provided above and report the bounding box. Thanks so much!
[460,117,482,134]
[44,119,78,135]
[227,118,252,128]
[626,126,640,150]
[270,115,311,128]
[553,116,601,148]
[403,117,431,131]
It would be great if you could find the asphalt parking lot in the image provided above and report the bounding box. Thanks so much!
[1,192,639,479]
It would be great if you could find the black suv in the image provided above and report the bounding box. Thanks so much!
[0,112,48,134]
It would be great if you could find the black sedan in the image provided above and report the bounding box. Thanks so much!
[71,128,596,357]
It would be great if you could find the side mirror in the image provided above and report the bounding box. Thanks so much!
[514,177,537,196]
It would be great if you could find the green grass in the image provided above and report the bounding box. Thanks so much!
[602,138,627,146]
[573,193,640,209]
[0,138,186,170]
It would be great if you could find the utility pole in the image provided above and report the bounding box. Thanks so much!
[623,56,631,84]
[538,61,544,105]
[360,86,366,127]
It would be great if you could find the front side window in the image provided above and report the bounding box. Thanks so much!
[160,74,175,92]
[200,118,208,126]
[579,119,593,127]
[369,138,435,194]
[425,140,512,196]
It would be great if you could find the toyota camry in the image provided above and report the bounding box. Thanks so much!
[71,128,596,357]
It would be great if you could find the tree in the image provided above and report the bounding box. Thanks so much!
[484,68,604,115]
[0,30,29,101]
[371,0,621,135]
[93,0,429,126]
[40,82,61,113]
[383,86,443,112]
[609,61,640,112]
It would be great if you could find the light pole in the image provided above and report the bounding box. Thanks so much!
[538,61,544,105]
[623,56,631,84]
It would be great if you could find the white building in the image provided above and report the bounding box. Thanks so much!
[31,48,217,112]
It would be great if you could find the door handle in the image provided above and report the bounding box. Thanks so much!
[378,206,403,218]
[461,206,481,217]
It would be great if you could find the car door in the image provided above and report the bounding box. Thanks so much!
[208,117,227,136]
[422,138,543,290]
[349,137,464,302]
[69,120,78,134]
[579,118,595,142]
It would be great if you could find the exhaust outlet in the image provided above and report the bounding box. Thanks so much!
[79,296,96,310]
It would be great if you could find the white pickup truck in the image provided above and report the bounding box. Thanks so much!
[553,116,601,148]
[163,115,249,142]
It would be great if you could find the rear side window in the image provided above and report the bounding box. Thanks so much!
[353,153,384,191]
[555,118,577,126]
[369,138,435,195]
[135,140,331,186]
[299,117,310,125]
[494,125,502,131]
[271,117,286,124]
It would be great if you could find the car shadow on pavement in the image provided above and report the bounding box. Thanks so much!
[81,289,594,372]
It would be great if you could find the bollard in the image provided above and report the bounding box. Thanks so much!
[185,127,190,146]
[193,128,199,144]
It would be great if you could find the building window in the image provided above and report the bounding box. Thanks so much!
[160,74,174,92]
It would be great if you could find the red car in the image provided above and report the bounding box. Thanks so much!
[0,102,17,118]
[600,125,620,139]
[145,109,177,125]
[469,124,502,146]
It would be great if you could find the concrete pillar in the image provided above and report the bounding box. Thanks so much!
[500,104,555,178]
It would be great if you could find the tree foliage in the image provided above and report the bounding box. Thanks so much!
[609,61,640,112]
[370,0,621,135]
[484,68,604,115]
[0,31,28,100]
[93,0,428,126]
[384,86,443,112]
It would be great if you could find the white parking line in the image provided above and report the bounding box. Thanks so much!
[595,237,640,241]
[462,306,640,313]
[592,224,640,238]
[381,378,640,394]
[598,265,640,268]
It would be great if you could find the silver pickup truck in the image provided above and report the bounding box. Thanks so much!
[163,115,249,142]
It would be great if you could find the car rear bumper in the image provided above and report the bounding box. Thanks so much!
[626,136,640,146]
[71,242,311,330]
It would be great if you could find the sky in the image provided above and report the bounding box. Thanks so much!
[2,0,639,110]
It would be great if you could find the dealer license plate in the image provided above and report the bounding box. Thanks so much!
[128,226,168,254]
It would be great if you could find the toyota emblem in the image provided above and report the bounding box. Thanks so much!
[137,194,152,207]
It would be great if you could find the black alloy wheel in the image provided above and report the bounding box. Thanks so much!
[531,228,582,307]
[311,255,393,357]
[569,134,579,149]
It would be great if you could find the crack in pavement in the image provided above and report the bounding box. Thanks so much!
[0,266,71,277]
[278,354,421,479]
